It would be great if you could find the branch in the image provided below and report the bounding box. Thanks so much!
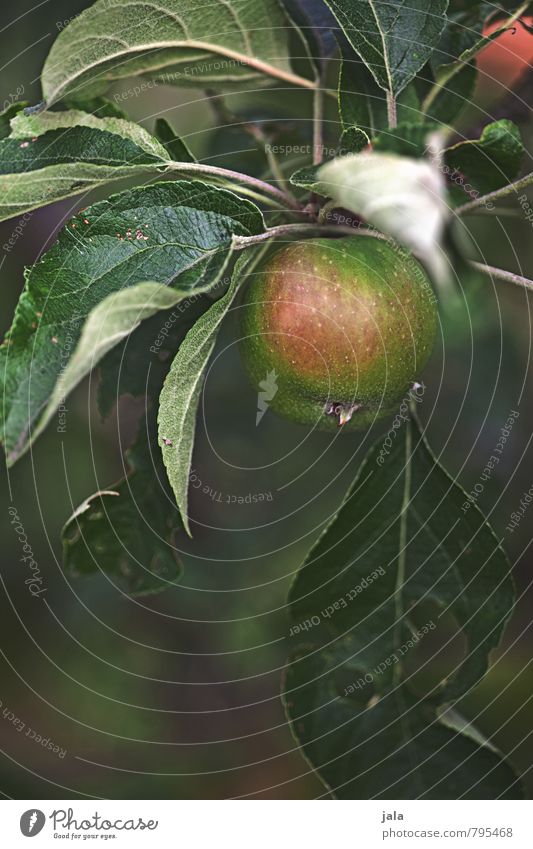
[470,261,533,292]
[165,161,303,211]
[233,222,380,248]
[313,80,325,165]
[456,172,533,215]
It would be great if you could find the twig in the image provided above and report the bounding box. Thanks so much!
[386,91,397,129]
[313,79,325,165]
[456,171,533,215]
[233,222,381,248]
[470,261,533,292]
[165,161,303,212]
[205,90,294,197]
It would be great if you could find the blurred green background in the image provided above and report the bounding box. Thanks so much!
[1,0,533,799]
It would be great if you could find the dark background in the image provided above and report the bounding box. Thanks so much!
[0,0,533,799]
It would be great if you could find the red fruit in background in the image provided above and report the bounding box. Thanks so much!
[478,17,533,89]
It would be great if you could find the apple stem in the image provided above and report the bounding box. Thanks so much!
[325,402,362,426]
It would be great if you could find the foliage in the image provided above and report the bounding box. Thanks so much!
[1,0,531,799]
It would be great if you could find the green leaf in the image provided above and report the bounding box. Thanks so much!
[339,56,420,139]
[284,654,523,799]
[324,0,448,97]
[54,95,129,119]
[32,279,233,450]
[0,109,171,222]
[0,101,29,140]
[289,415,515,699]
[42,0,313,105]
[10,108,168,156]
[0,181,264,465]
[96,289,211,419]
[431,7,484,69]
[284,414,520,798]
[422,3,530,117]
[62,415,182,598]
[158,248,266,535]
[290,165,324,193]
[280,0,339,72]
[154,117,196,163]
[338,126,371,155]
[445,120,524,196]
[63,285,212,596]
[423,63,477,125]
[374,123,439,158]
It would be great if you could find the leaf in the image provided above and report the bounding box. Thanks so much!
[54,95,129,119]
[0,109,171,222]
[284,653,523,799]
[280,0,339,71]
[284,414,520,798]
[0,181,264,465]
[158,248,266,535]
[96,282,218,420]
[373,123,439,158]
[31,277,231,449]
[431,7,483,69]
[339,56,420,139]
[10,108,168,157]
[316,152,449,281]
[290,165,324,192]
[0,101,29,140]
[42,0,313,105]
[323,0,448,97]
[62,412,181,598]
[445,120,524,195]
[422,3,530,116]
[62,285,212,596]
[338,126,371,155]
[154,117,196,163]
[289,414,515,699]
[423,62,477,125]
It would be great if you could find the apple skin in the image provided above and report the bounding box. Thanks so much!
[239,237,437,431]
